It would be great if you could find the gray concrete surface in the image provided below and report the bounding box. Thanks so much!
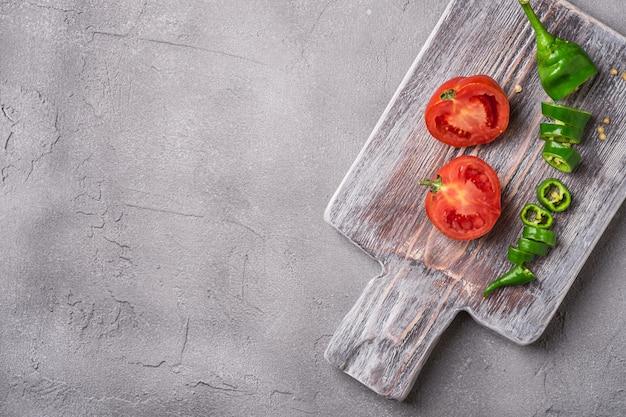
[0,1,624,416]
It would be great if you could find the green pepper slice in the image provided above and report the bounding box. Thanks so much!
[518,0,597,100]
[518,237,550,256]
[539,123,584,144]
[536,178,572,212]
[522,225,557,246]
[508,245,535,265]
[541,140,581,173]
[541,102,592,129]
[520,203,554,229]
[484,264,537,297]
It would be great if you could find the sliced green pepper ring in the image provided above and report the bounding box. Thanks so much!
[539,123,584,144]
[508,245,535,265]
[541,140,581,173]
[522,225,557,246]
[520,203,554,229]
[517,237,550,256]
[541,102,592,129]
[536,178,572,212]
[518,237,550,256]
[483,264,536,297]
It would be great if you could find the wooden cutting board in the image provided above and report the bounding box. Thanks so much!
[324,0,626,401]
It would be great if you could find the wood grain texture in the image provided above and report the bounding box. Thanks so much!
[324,0,626,401]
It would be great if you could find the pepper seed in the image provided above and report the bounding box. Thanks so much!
[603,117,611,125]
[599,133,607,141]
[597,125,605,134]
[610,68,619,76]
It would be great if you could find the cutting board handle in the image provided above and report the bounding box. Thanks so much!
[324,260,459,400]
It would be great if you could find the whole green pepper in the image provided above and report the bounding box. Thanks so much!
[518,0,597,100]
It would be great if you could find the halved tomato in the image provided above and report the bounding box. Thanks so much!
[424,75,510,147]
[420,155,501,241]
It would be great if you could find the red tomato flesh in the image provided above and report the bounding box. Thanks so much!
[425,75,510,147]
[422,155,501,241]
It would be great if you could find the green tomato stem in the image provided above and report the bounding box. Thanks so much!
[419,175,443,193]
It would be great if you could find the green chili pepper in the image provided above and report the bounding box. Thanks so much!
[541,140,581,173]
[539,123,584,144]
[520,203,553,228]
[508,245,535,265]
[518,0,598,100]
[518,237,550,256]
[484,264,536,297]
[536,178,572,212]
[522,225,557,246]
[541,102,592,129]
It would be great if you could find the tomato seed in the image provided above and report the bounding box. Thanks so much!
[473,217,485,228]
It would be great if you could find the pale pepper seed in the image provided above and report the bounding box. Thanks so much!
[599,118,610,141]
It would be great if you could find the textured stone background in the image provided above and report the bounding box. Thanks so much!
[0,1,624,416]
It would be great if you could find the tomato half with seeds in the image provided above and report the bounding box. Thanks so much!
[420,155,501,241]
[424,75,510,147]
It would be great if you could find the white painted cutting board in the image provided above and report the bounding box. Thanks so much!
[324,0,626,401]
